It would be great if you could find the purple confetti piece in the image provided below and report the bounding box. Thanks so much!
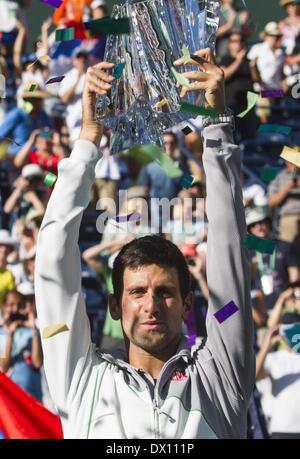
[113,213,141,223]
[261,89,284,98]
[214,300,239,324]
[187,309,197,347]
[40,0,63,8]
[46,75,65,84]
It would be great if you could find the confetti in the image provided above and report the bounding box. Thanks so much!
[182,44,191,65]
[0,74,6,98]
[237,91,258,118]
[40,0,63,7]
[280,146,300,168]
[44,172,57,187]
[244,234,276,254]
[113,213,141,223]
[180,100,219,117]
[29,83,37,92]
[261,89,284,98]
[171,67,191,88]
[88,17,130,36]
[128,144,182,178]
[42,323,69,339]
[153,295,160,305]
[260,166,281,183]
[154,98,168,109]
[23,101,34,114]
[258,124,292,136]
[181,174,194,189]
[113,63,125,80]
[46,75,65,84]
[214,300,239,324]
[55,27,75,42]
[182,126,193,135]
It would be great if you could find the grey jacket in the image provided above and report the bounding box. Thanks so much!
[35,123,255,439]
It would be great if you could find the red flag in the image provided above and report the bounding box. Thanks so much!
[0,370,63,439]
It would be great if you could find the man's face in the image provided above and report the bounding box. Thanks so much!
[73,56,88,74]
[111,264,191,354]
[163,134,177,158]
[249,219,270,239]
[36,136,52,152]
[265,34,282,49]
[92,7,107,19]
[3,292,23,316]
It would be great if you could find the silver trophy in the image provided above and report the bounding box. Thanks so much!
[95,0,220,154]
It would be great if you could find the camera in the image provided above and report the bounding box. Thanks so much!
[9,312,27,322]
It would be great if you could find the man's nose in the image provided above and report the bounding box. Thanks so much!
[144,292,161,314]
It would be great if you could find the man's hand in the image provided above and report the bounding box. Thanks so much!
[79,61,115,146]
[173,47,226,113]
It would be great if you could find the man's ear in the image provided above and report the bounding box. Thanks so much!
[182,291,193,321]
[108,294,121,320]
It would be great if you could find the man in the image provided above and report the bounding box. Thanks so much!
[35,49,255,438]
[256,316,300,439]
[248,22,285,91]
[246,207,299,310]
[0,290,43,401]
[0,83,51,155]
[268,157,300,261]
[138,131,183,232]
[59,50,89,144]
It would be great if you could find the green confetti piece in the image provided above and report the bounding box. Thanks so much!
[55,27,75,42]
[171,67,191,88]
[181,174,194,189]
[182,44,191,65]
[23,101,33,113]
[260,166,281,183]
[153,295,160,305]
[29,84,37,92]
[128,144,182,178]
[180,100,219,117]
[243,234,276,255]
[89,17,130,36]
[258,124,292,136]
[44,172,57,187]
[237,91,258,118]
[114,63,125,80]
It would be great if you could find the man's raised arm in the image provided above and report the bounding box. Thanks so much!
[35,63,115,411]
[174,49,255,404]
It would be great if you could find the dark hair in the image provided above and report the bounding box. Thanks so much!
[3,289,23,305]
[112,235,191,304]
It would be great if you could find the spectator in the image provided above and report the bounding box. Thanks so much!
[53,0,92,27]
[268,157,300,253]
[246,206,299,310]
[256,321,300,439]
[4,164,45,228]
[279,0,300,55]
[220,31,257,140]
[248,22,285,91]
[0,230,16,310]
[267,283,300,329]
[90,0,108,19]
[0,289,43,401]
[138,131,185,232]
[0,82,51,155]
[216,0,251,59]
[59,49,88,143]
[14,128,63,175]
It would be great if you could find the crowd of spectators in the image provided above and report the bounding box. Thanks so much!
[0,0,300,439]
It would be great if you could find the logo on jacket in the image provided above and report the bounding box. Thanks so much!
[170,370,188,381]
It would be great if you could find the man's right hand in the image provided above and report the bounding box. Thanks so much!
[79,62,115,146]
